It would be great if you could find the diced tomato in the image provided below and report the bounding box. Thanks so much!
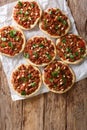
[78,41,85,48]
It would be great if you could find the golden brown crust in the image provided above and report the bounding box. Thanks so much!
[39,8,70,38]
[10,64,42,98]
[24,36,57,67]
[42,61,76,94]
[12,0,42,30]
[56,34,87,64]
[0,25,26,57]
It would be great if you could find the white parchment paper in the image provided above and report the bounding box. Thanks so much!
[0,0,87,101]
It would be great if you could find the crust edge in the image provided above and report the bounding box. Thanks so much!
[10,63,42,98]
[42,61,76,94]
[0,25,26,57]
[12,0,42,30]
[56,34,87,65]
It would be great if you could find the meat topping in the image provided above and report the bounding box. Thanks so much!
[13,1,41,29]
[24,37,56,65]
[40,8,69,36]
[11,64,41,95]
[44,60,73,91]
[56,34,86,62]
[0,26,24,56]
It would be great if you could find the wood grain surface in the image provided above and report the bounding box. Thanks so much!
[0,0,87,130]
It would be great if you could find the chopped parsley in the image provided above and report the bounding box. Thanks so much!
[28,74,32,79]
[49,78,54,82]
[21,90,26,95]
[55,25,59,30]
[0,43,6,47]
[66,47,71,53]
[30,82,36,87]
[32,44,37,49]
[10,30,16,38]
[62,20,67,25]
[75,52,79,56]
[45,53,52,60]
[18,1,23,7]
[24,53,29,58]
[49,10,53,15]
[70,54,74,59]
[51,71,59,78]
[33,52,39,58]
[20,77,27,82]
[57,17,67,25]
[8,42,14,49]
[62,38,66,43]
[80,48,85,53]
[39,44,45,48]
[31,3,34,8]
[56,9,59,14]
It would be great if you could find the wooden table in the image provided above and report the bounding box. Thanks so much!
[0,0,87,130]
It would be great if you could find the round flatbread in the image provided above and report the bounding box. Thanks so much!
[23,36,56,66]
[43,60,76,94]
[0,26,25,57]
[12,0,42,30]
[56,34,87,64]
[11,64,42,97]
[39,8,70,38]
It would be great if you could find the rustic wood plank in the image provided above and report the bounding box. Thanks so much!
[43,92,66,130]
[0,62,23,130]
[67,0,87,130]
[22,95,44,130]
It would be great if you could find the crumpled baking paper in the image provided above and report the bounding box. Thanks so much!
[0,0,87,101]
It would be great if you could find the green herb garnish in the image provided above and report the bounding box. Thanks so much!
[18,1,23,7]
[49,10,53,15]
[70,54,74,59]
[32,44,37,49]
[1,37,6,41]
[39,44,45,48]
[28,74,31,79]
[62,38,66,43]
[80,48,85,53]
[62,20,67,25]
[19,10,23,14]
[75,52,79,56]
[0,43,6,47]
[45,53,52,60]
[8,42,14,49]
[55,25,59,30]
[56,9,59,14]
[33,52,39,58]
[30,82,36,87]
[57,16,63,21]
[21,90,26,95]
[10,30,16,38]
[31,3,34,8]
[49,78,54,82]
[51,71,59,78]
[20,77,27,82]
[66,47,71,53]
[24,53,29,58]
